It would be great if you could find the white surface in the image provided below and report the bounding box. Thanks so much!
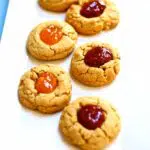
[0,0,150,150]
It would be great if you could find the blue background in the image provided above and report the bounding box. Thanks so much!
[0,0,9,38]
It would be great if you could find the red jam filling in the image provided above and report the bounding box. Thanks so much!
[77,105,105,130]
[35,72,58,93]
[84,47,113,67]
[40,25,63,45]
[80,0,106,18]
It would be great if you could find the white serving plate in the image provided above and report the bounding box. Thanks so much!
[0,0,150,150]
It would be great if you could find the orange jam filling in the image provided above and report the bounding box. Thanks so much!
[35,72,58,93]
[40,25,63,45]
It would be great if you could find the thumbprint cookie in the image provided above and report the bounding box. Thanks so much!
[39,0,78,12]
[59,96,121,150]
[66,0,120,35]
[71,42,120,86]
[18,64,72,113]
[27,21,78,60]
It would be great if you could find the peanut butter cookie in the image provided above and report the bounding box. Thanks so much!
[27,21,78,60]
[39,0,78,12]
[59,96,121,150]
[18,64,72,114]
[66,0,120,35]
[71,42,120,86]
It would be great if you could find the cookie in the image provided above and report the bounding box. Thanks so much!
[39,0,78,12]
[71,42,120,86]
[66,0,120,35]
[18,64,72,113]
[59,96,121,150]
[27,21,78,60]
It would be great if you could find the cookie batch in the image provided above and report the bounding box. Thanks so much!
[18,0,121,149]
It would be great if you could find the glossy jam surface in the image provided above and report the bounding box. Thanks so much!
[80,0,106,18]
[84,47,113,67]
[40,25,63,45]
[77,105,105,130]
[35,72,58,93]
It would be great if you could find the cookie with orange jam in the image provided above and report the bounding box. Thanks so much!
[18,64,72,113]
[39,0,78,12]
[71,42,120,86]
[59,97,121,150]
[66,0,120,35]
[27,21,78,60]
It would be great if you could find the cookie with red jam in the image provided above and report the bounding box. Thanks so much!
[66,0,120,35]
[27,21,78,60]
[59,97,121,150]
[71,42,120,86]
[39,0,78,12]
[18,64,71,113]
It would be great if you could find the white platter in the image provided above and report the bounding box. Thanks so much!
[0,0,150,150]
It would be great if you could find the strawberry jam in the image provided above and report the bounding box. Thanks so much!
[35,72,58,93]
[77,105,105,130]
[84,47,113,67]
[40,25,63,45]
[80,0,106,18]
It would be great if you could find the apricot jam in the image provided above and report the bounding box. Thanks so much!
[35,72,58,93]
[40,25,63,45]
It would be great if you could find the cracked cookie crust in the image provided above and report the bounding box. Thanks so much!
[39,0,78,12]
[18,64,72,113]
[59,96,121,150]
[66,0,120,35]
[71,42,120,87]
[27,21,78,60]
